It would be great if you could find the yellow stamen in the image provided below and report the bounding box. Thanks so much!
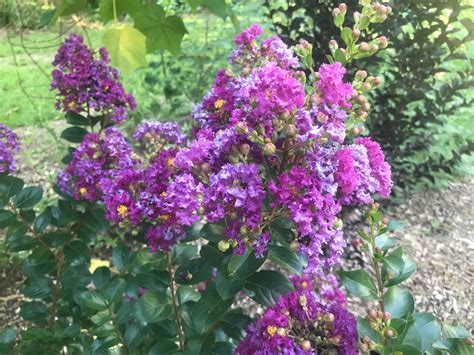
[160,214,170,221]
[68,101,75,110]
[79,187,87,196]
[161,191,168,197]
[117,205,128,218]
[167,158,175,167]
[267,326,277,337]
[214,99,225,109]
[301,281,308,289]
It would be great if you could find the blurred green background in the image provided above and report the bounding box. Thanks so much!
[0,0,473,192]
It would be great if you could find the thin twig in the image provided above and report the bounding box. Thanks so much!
[167,252,185,351]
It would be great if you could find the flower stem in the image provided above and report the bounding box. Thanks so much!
[370,222,385,313]
[167,252,185,351]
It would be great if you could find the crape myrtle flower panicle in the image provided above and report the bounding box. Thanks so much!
[57,127,133,201]
[261,35,299,69]
[134,121,185,146]
[51,33,136,124]
[229,24,263,65]
[0,124,20,174]
[236,274,358,354]
[317,62,353,109]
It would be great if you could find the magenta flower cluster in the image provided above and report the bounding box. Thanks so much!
[0,124,20,174]
[51,34,136,124]
[236,274,358,354]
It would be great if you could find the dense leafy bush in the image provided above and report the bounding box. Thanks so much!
[1,1,473,354]
[0,0,46,30]
[265,0,474,190]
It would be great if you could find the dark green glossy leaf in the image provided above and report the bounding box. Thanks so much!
[149,339,179,354]
[384,286,414,319]
[0,175,24,207]
[185,333,215,355]
[202,0,227,19]
[105,278,126,304]
[199,222,224,243]
[384,247,416,287]
[23,277,52,299]
[175,258,213,285]
[200,243,226,268]
[13,187,43,209]
[268,244,305,274]
[92,266,111,289]
[80,290,108,311]
[22,247,56,276]
[398,312,441,353]
[20,301,48,321]
[135,291,171,323]
[124,323,146,348]
[61,126,88,143]
[177,285,201,304]
[221,311,252,340]
[112,245,130,270]
[339,269,379,300]
[33,208,52,234]
[6,224,36,252]
[244,270,294,306]
[64,240,90,267]
[0,210,16,228]
[227,249,265,279]
[215,271,245,299]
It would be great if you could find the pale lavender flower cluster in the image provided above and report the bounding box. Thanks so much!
[0,124,20,174]
[51,34,136,124]
[236,275,358,354]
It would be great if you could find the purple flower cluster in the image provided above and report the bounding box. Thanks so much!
[0,124,20,174]
[236,275,358,354]
[134,121,185,146]
[51,34,136,124]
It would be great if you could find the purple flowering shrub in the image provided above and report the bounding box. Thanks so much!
[0,2,473,354]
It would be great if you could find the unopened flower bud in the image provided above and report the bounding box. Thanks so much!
[301,340,312,351]
[353,11,361,21]
[200,162,211,174]
[369,309,377,319]
[359,42,369,52]
[298,295,307,306]
[362,102,371,111]
[329,40,339,49]
[332,8,341,17]
[263,142,276,156]
[378,36,388,48]
[386,6,392,15]
[363,336,371,344]
[240,225,248,235]
[362,82,371,91]
[352,29,361,40]
[277,327,286,336]
[240,143,251,156]
[385,329,394,338]
[333,218,343,230]
[360,343,369,352]
[285,124,297,138]
[383,312,391,321]
[218,240,230,252]
[290,241,300,251]
[377,310,384,319]
[356,94,367,105]
[281,110,291,121]
[369,321,378,330]
[465,337,474,346]
[317,112,328,123]
[351,239,361,248]
[339,3,347,12]
[372,76,382,87]
[329,336,341,346]
[324,313,335,323]
[242,66,251,75]
[372,2,382,12]
[235,122,249,135]
[370,44,379,52]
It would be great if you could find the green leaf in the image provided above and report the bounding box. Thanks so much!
[99,0,141,22]
[398,312,441,353]
[102,25,147,76]
[124,323,145,348]
[0,175,24,208]
[62,264,91,289]
[190,282,233,334]
[199,222,224,243]
[133,4,187,55]
[334,48,347,64]
[7,224,36,252]
[0,210,16,229]
[93,266,111,289]
[384,247,416,287]
[0,327,15,345]
[13,187,43,209]
[61,126,88,143]
[202,0,228,19]
[383,253,405,279]
[200,243,226,268]
[187,0,204,11]
[433,338,473,354]
[149,340,179,354]
[175,258,213,285]
[213,342,234,355]
[221,311,252,340]
[339,269,379,300]
[215,271,246,299]
[268,244,305,274]
[244,270,294,306]
[54,0,87,19]
[135,291,171,323]
[442,324,470,338]
[357,317,381,343]
[227,249,265,279]
[22,247,56,276]
[64,240,90,267]
[375,234,397,251]
[177,286,201,304]
[341,27,352,46]
[384,286,414,319]
[80,290,108,311]
[33,208,52,234]
[185,333,215,355]
[112,244,130,270]
[105,278,126,304]
[23,277,52,299]
[20,301,48,321]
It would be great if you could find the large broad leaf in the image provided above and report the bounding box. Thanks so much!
[80,290,108,311]
[61,126,88,143]
[221,311,252,340]
[13,187,43,209]
[175,258,213,285]
[244,270,294,306]
[133,4,187,55]
[268,244,305,274]
[20,301,48,321]
[99,0,141,22]
[384,247,416,287]
[190,282,233,334]
[0,210,16,229]
[0,175,24,208]
[397,312,441,353]
[433,338,473,355]
[199,222,225,243]
[227,249,265,279]
[187,0,204,11]
[384,286,414,319]
[102,26,147,76]
[22,247,56,277]
[202,0,228,19]
[185,333,215,355]
[339,269,379,300]
[54,0,87,20]
[215,271,245,299]
[135,291,172,324]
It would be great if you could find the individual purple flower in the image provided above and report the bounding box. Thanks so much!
[134,121,185,146]
[145,224,185,253]
[234,24,263,46]
[0,124,20,174]
[236,274,358,354]
[252,231,271,258]
[355,137,392,198]
[51,33,136,124]
[317,62,353,109]
[230,24,263,65]
[174,135,213,172]
[261,35,299,68]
